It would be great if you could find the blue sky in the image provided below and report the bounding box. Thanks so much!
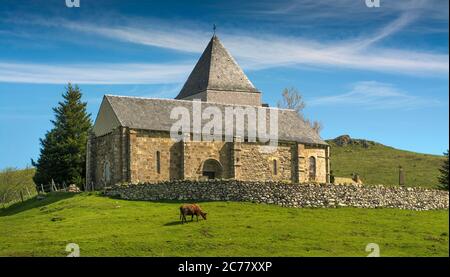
[0,0,448,169]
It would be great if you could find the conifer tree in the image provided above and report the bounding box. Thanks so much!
[32,84,92,190]
[438,150,449,190]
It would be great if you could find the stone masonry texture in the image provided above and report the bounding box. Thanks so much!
[104,180,449,211]
[88,128,329,189]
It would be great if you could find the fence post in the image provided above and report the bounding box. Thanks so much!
[20,190,24,202]
[40,184,44,193]
[2,193,6,209]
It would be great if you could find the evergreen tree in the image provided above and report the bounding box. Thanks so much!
[32,84,92,190]
[438,150,449,190]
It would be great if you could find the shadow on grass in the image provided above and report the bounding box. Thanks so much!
[164,220,184,226]
[105,195,214,205]
[0,192,77,217]
[164,219,204,226]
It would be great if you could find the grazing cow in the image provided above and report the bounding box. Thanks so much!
[180,204,207,223]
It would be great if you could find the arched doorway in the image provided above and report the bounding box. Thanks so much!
[201,159,223,180]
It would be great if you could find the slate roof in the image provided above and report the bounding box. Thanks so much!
[104,95,327,145]
[175,35,259,99]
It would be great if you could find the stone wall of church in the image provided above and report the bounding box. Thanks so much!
[129,130,183,183]
[237,142,294,182]
[206,90,261,106]
[183,140,233,179]
[128,131,235,182]
[89,128,330,186]
[179,91,207,101]
[180,90,262,106]
[298,144,328,183]
[90,126,127,188]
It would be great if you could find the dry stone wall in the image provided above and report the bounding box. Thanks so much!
[104,180,449,211]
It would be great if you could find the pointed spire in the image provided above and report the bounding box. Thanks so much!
[175,35,259,100]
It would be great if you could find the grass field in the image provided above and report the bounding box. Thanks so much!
[0,167,37,206]
[327,139,446,188]
[0,192,448,257]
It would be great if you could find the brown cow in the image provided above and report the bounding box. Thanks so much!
[179,204,207,223]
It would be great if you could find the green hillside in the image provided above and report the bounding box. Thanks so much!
[0,167,37,206]
[327,135,446,188]
[0,192,448,257]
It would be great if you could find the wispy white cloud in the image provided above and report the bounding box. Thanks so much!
[62,21,207,53]
[0,3,448,85]
[242,0,448,21]
[343,12,418,50]
[6,16,208,53]
[0,62,192,85]
[220,32,448,75]
[309,81,443,110]
[11,13,447,77]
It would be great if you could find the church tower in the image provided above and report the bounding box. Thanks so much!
[175,35,262,106]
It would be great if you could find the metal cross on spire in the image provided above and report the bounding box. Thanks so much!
[213,24,216,36]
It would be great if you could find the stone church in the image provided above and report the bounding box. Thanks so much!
[86,35,330,188]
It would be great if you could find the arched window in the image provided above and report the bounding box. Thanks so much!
[273,159,278,175]
[103,160,111,185]
[308,156,316,181]
[156,151,161,174]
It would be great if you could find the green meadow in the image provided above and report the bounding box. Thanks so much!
[0,192,448,257]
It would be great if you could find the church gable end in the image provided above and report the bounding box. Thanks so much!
[92,96,121,137]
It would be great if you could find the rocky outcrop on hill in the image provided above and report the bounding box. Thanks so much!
[331,135,377,148]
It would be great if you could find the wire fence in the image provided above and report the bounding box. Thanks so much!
[0,170,100,209]
[0,181,79,208]
[1,185,38,208]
